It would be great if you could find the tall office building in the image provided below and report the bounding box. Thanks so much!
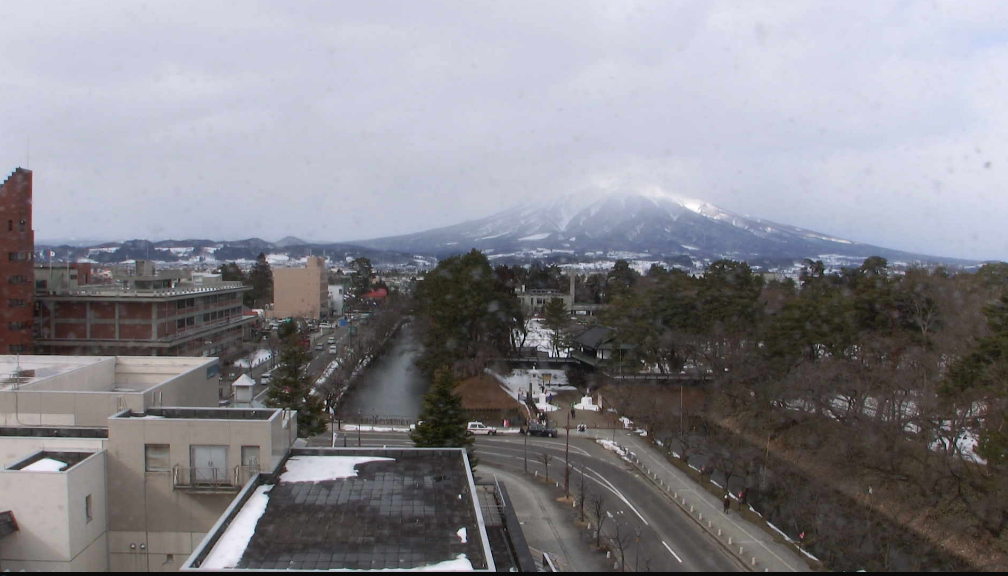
[0,168,34,354]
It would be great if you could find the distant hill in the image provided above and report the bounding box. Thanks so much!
[35,237,434,270]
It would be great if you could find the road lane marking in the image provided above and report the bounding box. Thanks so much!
[583,465,649,526]
[662,541,683,563]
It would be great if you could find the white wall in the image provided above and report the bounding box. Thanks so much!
[0,463,72,564]
[0,437,107,470]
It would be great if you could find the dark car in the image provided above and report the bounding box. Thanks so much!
[521,421,558,438]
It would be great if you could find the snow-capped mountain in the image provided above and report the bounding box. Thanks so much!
[355,190,969,266]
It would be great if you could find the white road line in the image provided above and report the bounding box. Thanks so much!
[583,465,649,526]
[662,540,683,563]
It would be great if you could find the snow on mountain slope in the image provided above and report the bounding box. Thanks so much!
[355,188,957,265]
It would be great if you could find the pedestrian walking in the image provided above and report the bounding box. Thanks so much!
[723,493,730,514]
[739,487,749,511]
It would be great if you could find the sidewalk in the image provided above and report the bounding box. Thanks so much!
[604,430,812,573]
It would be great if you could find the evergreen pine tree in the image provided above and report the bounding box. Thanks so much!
[410,369,473,452]
[267,331,326,437]
[249,252,273,308]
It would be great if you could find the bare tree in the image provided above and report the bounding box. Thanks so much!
[588,492,608,548]
[577,463,589,522]
[612,520,634,572]
[539,451,552,482]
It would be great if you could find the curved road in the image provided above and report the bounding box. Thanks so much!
[320,429,743,572]
[475,434,742,573]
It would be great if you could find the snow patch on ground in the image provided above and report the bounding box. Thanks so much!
[315,358,342,387]
[280,456,394,483]
[573,395,601,412]
[596,439,629,459]
[343,424,414,433]
[456,527,467,544]
[235,349,273,369]
[202,485,271,569]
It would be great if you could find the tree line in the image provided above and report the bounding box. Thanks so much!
[601,257,1008,570]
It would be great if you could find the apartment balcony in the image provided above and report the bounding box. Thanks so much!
[172,464,261,493]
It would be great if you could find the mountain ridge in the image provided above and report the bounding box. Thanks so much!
[352,190,981,266]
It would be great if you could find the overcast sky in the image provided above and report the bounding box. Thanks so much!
[2,1,1007,261]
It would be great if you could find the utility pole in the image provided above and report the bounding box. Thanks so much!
[523,422,528,472]
[564,408,571,498]
[358,408,362,447]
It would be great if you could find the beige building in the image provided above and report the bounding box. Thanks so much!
[0,354,302,573]
[105,407,297,572]
[269,256,327,321]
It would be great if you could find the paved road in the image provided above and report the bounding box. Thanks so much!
[474,434,742,573]
[477,465,613,573]
[313,430,742,572]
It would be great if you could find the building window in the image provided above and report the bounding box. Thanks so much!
[6,220,11,232]
[8,252,30,261]
[8,275,28,284]
[241,446,260,469]
[35,279,47,289]
[9,322,28,330]
[85,494,93,523]
[8,299,26,307]
[145,444,170,472]
[18,219,25,232]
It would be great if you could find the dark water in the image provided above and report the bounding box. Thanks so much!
[338,321,430,420]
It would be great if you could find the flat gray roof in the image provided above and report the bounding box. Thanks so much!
[186,448,492,572]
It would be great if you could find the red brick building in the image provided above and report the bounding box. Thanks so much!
[35,261,254,357]
[0,168,34,354]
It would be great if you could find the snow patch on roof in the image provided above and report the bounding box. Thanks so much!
[21,457,67,472]
[279,456,394,483]
[201,485,271,569]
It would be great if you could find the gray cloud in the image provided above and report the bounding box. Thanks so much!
[1,0,1006,260]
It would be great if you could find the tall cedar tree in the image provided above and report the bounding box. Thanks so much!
[248,252,273,308]
[267,328,326,437]
[414,249,521,374]
[410,369,474,452]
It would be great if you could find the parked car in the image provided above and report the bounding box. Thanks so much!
[320,321,331,329]
[521,421,558,437]
[260,370,273,383]
[466,421,497,436]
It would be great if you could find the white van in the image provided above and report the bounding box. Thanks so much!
[261,370,274,383]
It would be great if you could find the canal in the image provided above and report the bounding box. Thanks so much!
[337,320,430,421]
